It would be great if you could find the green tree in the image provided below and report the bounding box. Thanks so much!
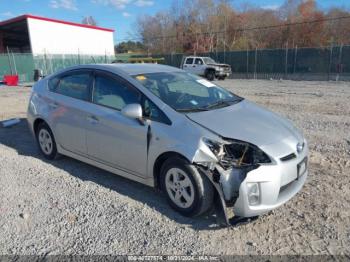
[115,41,145,53]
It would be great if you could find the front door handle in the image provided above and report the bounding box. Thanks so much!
[87,115,99,124]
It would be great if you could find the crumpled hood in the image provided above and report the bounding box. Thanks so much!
[187,100,304,156]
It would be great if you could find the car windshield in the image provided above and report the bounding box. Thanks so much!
[203,57,216,64]
[132,72,242,112]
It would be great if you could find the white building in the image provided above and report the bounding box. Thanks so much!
[0,14,115,56]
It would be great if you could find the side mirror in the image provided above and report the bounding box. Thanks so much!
[121,104,143,120]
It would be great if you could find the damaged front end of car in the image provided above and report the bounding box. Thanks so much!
[193,137,272,226]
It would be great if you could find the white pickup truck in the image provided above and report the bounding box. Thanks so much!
[181,56,232,81]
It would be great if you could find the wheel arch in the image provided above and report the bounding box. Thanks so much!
[153,151,191,189]
[205,67,215,74]
[33,117,56,138]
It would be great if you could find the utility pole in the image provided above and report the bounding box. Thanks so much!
[285,41,288,78]
[254,47,257,80]
[222,0,233,63]
[337,43,343,81]
[6,46,13,75]
[224,13,226,63]
[293,45,298,75]
[246,46,249,79]
[328,43,333,81]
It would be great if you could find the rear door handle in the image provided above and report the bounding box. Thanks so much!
[87,115,99,124]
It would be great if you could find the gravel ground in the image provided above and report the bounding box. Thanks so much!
[0,79,349,255]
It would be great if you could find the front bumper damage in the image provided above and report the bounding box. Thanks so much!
[196,164,257,226]
[194,140,308,227]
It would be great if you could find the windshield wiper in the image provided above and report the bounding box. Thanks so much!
[205,98,243,110]
[176,107,209,113]
[176,98,243,112]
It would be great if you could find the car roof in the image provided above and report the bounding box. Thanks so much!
[62,63,183,76]
[108,63,183,75]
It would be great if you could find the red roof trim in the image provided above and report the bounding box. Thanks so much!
[0,14,114,32]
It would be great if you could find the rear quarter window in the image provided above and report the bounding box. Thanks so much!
[48,76,60,91]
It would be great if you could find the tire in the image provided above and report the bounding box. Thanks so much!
[218,76,226,80]
[205,70,215,81]
[36,122,58,160]
[160,157,214,217]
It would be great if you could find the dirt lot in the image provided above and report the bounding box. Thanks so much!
[0,80,349,255]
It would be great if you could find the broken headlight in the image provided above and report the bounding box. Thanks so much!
[222,141,271,169]
[203,138,271,169]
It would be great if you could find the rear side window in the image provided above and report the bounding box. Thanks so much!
[185,58,194,64]
[55,73,91,101]
[93,75,141,110]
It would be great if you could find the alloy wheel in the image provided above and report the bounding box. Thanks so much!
[38,129,53,155]
[165,167,195,208]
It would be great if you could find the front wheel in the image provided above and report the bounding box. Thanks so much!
[160,157,214,217]
[205,70,215,81]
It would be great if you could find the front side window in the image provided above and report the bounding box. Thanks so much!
[54,73,91,101]
[93,74,140,110]
[142,97,171,124]
[133,72,242,112]
[194,58,203,65]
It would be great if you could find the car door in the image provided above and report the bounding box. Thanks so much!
[193,58,206,76]
[47,70,92,154]
[182,57,195,73]
[85,71,148,177]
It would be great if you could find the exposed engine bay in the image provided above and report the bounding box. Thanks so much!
[203,138,271,169]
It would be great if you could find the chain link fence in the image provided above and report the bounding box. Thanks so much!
[156,44,350,81]
[1,45,350,83]
[0,53,114,83]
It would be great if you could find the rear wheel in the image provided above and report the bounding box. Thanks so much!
[160,157,214,217]
[36,122,58,160]
[205,70,215,81]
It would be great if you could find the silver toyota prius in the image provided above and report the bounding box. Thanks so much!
[27,63,308,226]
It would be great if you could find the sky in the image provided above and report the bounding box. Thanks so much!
[0,0,349,44]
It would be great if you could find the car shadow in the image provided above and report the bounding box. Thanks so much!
[0,118,226,230]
